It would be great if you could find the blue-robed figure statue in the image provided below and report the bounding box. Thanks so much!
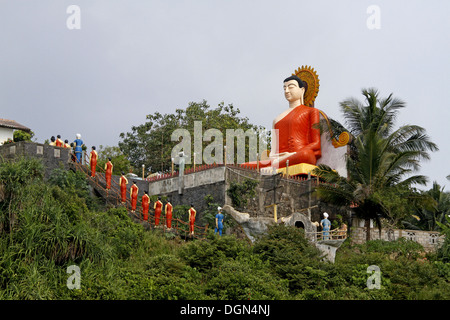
[215,206,224,236]
[73,133,84,163]
[320,212,331,240]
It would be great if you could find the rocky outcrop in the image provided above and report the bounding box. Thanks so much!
[223,205,275,242]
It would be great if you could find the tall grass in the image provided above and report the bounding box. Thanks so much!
[0,158,147,298]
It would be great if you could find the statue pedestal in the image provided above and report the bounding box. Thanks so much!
[261,162,318,177]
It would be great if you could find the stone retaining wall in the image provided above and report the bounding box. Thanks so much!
[225,165,349,224]
[0,141,71,178]
[351,226,444,252]
[144,166,227,223]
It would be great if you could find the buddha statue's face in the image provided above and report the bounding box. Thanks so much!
[283,79,305,103]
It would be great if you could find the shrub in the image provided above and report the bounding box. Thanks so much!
[253,224,322,263]
[205,258,290,299]
[48,167,101,211]
[360,238,425,259]
[226,178,258,210]
[178,234,249,273]
[13,130,34,142]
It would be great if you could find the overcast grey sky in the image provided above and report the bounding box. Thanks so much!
[1,0,449,190]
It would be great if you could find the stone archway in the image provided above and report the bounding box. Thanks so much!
[282,212,317,241]
[295,221,305,229]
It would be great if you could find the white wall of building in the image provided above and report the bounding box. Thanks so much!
[316,113,348,178]
[0,127,14,145]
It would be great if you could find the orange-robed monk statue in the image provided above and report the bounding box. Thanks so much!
[244,73,321,170]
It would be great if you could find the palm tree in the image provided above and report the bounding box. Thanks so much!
[313,88,438,241]
[403,182,450,231]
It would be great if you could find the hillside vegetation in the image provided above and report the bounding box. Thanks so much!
[0,158,449,300]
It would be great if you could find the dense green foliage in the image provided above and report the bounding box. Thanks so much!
[226,178,258,210]
[13,130,35,143]
[0,158,449,300]
[436,215,450,263]
[402,182,450,231]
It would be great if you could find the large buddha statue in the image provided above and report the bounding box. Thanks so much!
[243,72,321,171]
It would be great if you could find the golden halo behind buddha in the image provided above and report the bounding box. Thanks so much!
[292,65,320,107]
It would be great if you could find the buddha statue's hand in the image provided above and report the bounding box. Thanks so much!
[268,151,295,159]
[269,152,295,160]
[268,152,296,168]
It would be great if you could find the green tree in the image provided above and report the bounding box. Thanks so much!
[436,215,450,262]
[96,145,131,175]
[119,100,269,174]
[372,186,418,228]
[13,130,34,142]
[403,182,450,231]
[313,88,438,241]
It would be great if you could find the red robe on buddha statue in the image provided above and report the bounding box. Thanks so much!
[245,104,321,169]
